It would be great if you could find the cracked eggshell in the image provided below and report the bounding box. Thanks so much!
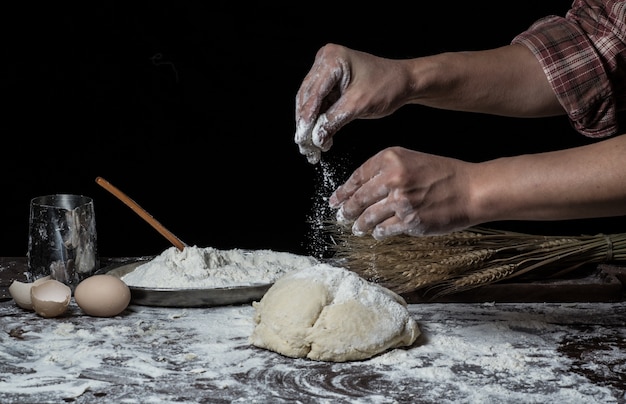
[8,276,52,310]
[30,279,71,318]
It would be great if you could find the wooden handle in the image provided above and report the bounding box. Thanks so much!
[95,176,186,251]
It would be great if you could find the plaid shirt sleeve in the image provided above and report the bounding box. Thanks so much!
[512,0,626,138]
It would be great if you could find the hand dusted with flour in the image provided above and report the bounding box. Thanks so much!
[250,264,420,362]
[295,0,626,241]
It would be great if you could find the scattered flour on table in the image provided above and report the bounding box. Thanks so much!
[1,301,622,403]
[120,245,320,288]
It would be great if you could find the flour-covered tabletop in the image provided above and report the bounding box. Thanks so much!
[1,298,625,403]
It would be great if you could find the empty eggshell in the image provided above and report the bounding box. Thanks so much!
[74,274,131,317]
[30,279,71,318]
[9,276,52,310]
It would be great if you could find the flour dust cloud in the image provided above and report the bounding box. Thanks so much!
[305,157,348,259]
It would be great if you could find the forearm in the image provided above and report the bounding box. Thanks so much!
[404,44,565,118]
[469,134,626,224]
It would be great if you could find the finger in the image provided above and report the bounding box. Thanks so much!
[295,117,317,163]
[329,152,386,208]
[306,100,353,157]
[295,55,344,132]
[336,175,390,228]
[311,105,356,153]
[329,169,368,210]
[298,144,321,164]
[311,114,334,152]
[350,197,396,237]
[329,176,361,210]
[335,206,353,227]
[357,196,425,240]
[372,217,407,240]
[372,213,426,240]
[295,63,340,163]
[295,59,331,120]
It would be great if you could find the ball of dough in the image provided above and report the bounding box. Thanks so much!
[249,264,420,362]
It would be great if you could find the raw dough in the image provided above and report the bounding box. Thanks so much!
[249,263,420,362]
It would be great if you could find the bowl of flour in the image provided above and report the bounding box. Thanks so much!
[104,245,320,307]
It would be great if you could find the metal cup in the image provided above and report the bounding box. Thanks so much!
[27,194,99,288]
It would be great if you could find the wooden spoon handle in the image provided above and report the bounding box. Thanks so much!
[95,176,186,251]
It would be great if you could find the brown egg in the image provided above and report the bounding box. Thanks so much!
[74,274,131,317]
[30,279,72,318]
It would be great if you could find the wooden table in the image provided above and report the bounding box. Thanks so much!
[1,258,625,403]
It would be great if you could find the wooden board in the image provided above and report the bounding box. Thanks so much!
[402,264,626,303]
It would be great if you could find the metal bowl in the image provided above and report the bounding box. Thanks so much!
[102,259,271,308]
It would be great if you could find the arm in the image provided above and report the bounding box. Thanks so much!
[295,1,626,164]
[470,133,626,223]
[330,134,626,239]
[295,43,563,164]
[403,44,564,117]
[298,0,626,238]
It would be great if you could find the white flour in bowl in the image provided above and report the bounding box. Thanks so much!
[120,245,320,289]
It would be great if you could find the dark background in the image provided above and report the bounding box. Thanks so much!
[2,1,625,260]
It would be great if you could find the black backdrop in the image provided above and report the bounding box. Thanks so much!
[3,1,624,260]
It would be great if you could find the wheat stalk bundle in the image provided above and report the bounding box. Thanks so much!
[325,223,626,298]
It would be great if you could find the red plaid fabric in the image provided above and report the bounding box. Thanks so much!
[512,0,626,138]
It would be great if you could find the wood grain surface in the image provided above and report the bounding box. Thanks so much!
[1,258,625,403]
[1,300,625,403]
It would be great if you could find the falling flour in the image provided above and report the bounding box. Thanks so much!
[120,245,320,289]
[306,157,348,259]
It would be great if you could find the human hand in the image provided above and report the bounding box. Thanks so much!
[295,44,412,164]
[328,146,474,239]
